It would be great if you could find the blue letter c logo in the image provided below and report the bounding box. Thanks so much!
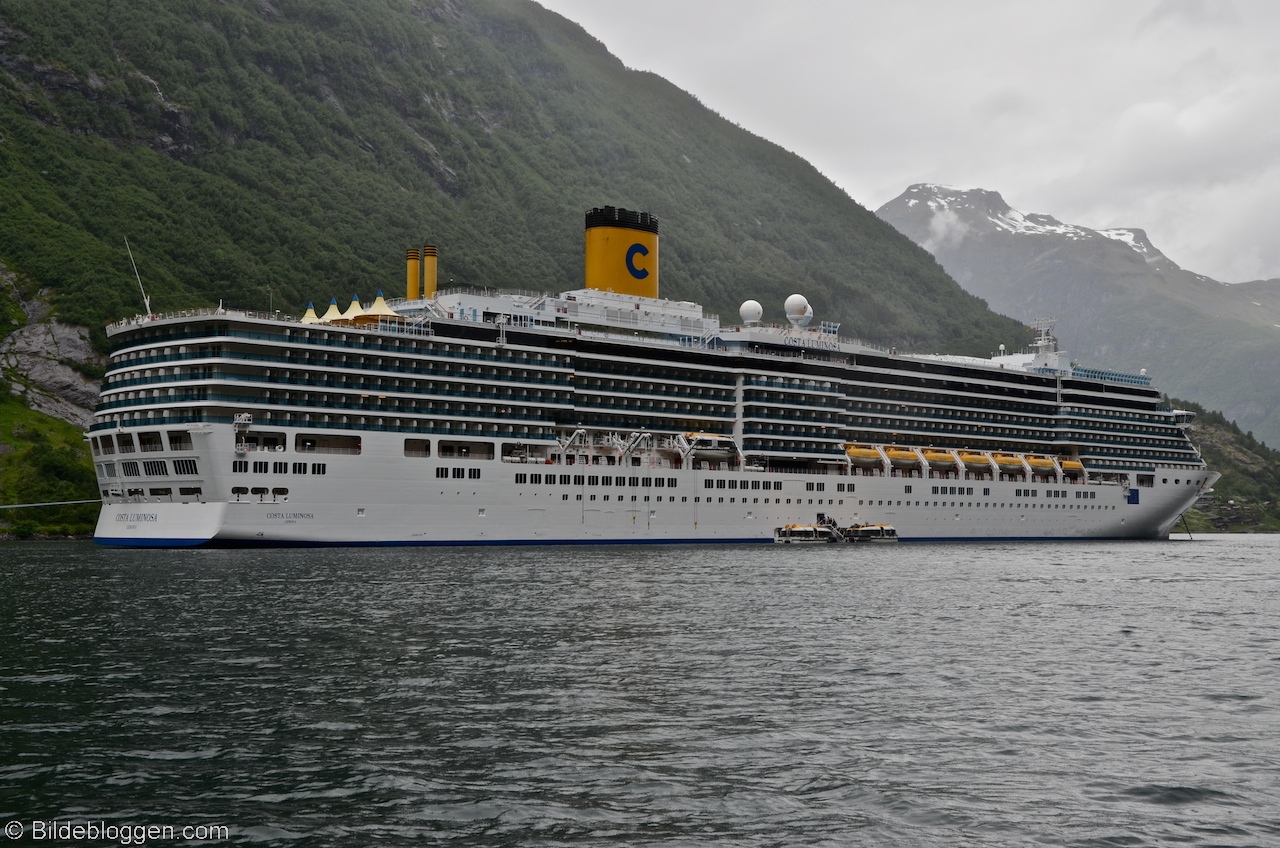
[625,243,650,280]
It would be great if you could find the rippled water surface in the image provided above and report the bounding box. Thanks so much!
[2,536,1279,846]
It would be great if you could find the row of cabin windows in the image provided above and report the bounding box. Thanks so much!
[857,499,1116,511]
[546,495,847,505]
[91,430,194,456]
[232,460,326,475]
[515,474,678,487]
[111,459,200,477]
[704,479,784,491]
[436,467,482,479]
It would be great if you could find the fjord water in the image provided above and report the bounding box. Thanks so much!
[2,537,1277,847]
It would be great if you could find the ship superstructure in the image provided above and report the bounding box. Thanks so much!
[89,208,1217,546]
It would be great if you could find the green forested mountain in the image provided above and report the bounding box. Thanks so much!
[0,0,1027,353]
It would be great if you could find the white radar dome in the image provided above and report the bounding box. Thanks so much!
[784,294,810,327]
[739,299,764,324]
[799,302,813,327]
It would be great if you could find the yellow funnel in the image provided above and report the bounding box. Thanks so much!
[406,248,420,301]
[584,207,658,298]
[422,244,438,299]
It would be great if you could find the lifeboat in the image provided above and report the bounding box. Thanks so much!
[1027,456,1057,477]
[959,452,991,472]
[1060,459,1084,477]
[994,453,1026,474]
[845,444,884,468]
[685,432,736,455]
[885,447,922,469]
[923,449,959,468]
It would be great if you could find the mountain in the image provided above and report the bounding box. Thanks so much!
[876,184,1280,447]
[0,0,1027,370]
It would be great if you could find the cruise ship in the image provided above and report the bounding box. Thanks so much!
[89,207,1218,546]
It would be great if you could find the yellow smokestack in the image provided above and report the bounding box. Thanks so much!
[406,248,420,301]
[422,244,438,299]
[584,207,659,298]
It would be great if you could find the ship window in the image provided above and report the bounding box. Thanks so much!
[452,468,465,479]
[716,480,726,489]
[273,462,288,474]
[293,463,307,474]
[704,480,714,489]
[311,463,327,475]
[436,467,448,479]
[469,468,481,479]
[563,494,569,500]
[904,485,912,494]
[117,433,137,453]
[167,431,194,451]
[588,476,599,486]
[121,461,140,477]
[295,433,360,455]
[560,474,571,485]
[668,477,677,488]
[102,463,117,478]
[173,459,199,475]
[774,482,783,490]
[233,460,248,473]
[273,487,289,497]
[138,432,164,452]
[573,475,585,485]
[806,482,815,491]
[548,476,557,487]
[516,473,528,484]
[643,477,652,487]
[232,487,249,498]
[530,473,542,484]
[149,488,172,497]
[628,476,639,487]
[984,488,990,496]
[405,439,431,457]
[253,461,268,473]
[179,487,202,497]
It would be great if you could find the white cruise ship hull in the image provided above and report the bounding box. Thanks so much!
[93,427,1211,547]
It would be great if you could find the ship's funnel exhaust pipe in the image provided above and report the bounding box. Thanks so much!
[422,244,438,299]
[406,248,420,301]
[585,207,658,298]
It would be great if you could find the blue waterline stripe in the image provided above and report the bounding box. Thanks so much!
[95,534,1157,548]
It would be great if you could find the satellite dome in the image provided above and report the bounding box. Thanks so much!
[798,302,813,327]
[784,294,810,327]
[739,299,763,324]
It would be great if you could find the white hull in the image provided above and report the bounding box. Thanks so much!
[94,427,1210,547]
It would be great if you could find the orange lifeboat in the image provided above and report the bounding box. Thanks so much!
[959,452,991,473]
[1027,456,1057,477]
[994,453,1026,474]
[845,444,883,468]
[885,447,922,469]
[1060,459,1084,477]
[923,449,959,469]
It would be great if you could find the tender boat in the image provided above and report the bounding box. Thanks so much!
[844,523,899,543]
[774,523,842,544]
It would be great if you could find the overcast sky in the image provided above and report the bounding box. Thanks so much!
[537,0,1280,284]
